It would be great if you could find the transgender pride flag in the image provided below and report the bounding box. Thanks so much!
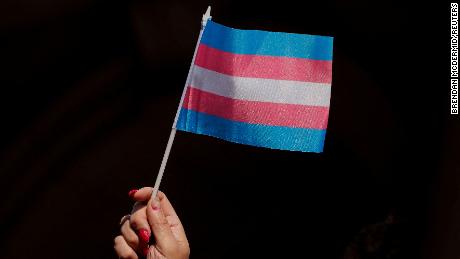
[176,20,333,153]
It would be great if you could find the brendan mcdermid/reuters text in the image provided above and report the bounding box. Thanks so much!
[452,3,458,114]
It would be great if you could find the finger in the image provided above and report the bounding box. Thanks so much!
[156,191,177,217]
[157,192,188,246]
[120,219,140,251]
[130,203,151,244]
[120,214,131,226]
[128,189,138,198]
[146,196,178,255]
[114,235,139,259]
[131,187,154,202]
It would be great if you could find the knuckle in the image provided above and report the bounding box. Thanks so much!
[157,217,169,226]
[114,236,124,246]
[120,222,132,235]
[153,219,170,232]
[121,229,137,245]
[149,212,168,227]
[129,214,144,229]
[120,219,131,231]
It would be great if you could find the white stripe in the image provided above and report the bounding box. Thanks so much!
[190,65,331,107]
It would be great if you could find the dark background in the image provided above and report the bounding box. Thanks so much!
[0,0,457,258]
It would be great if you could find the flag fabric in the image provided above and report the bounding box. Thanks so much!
[176,20,333,153]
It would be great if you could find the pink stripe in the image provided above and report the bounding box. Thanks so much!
[194,44,332,83]
[183,87,329,129]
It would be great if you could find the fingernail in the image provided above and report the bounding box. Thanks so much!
[143,246,149,257]
[128,189,138,197]
[151,197,160,211]
[138,229,150,243]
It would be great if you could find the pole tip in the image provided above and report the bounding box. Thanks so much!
[202,6,212,26]
[204,6,211,19]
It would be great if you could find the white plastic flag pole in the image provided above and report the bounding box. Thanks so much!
[151,6,212,200]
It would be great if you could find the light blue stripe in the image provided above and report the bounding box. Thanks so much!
[200,20,333,61]
[176,108,326,153]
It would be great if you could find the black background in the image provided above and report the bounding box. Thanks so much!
[0,0,457,258]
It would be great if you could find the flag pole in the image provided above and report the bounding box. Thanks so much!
[151,6,212,199]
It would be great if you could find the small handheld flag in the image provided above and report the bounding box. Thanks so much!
[151,6,333,198]
[176,18,333,153]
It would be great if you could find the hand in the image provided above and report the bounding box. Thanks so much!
[114,187,190,259]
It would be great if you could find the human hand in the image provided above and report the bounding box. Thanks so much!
[114,187,189,259]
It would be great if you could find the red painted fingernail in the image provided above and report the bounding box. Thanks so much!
[138,229,150,243]
[128,189,138,197]
[151,198,160,211]
[143,246,149,257]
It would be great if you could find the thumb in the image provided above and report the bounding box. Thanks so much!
[147,195,178,255]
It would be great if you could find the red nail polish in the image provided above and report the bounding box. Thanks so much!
[138,229,150,243]
[151,199,160,211]
[128,189,138,197]
[143,247,150,257]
